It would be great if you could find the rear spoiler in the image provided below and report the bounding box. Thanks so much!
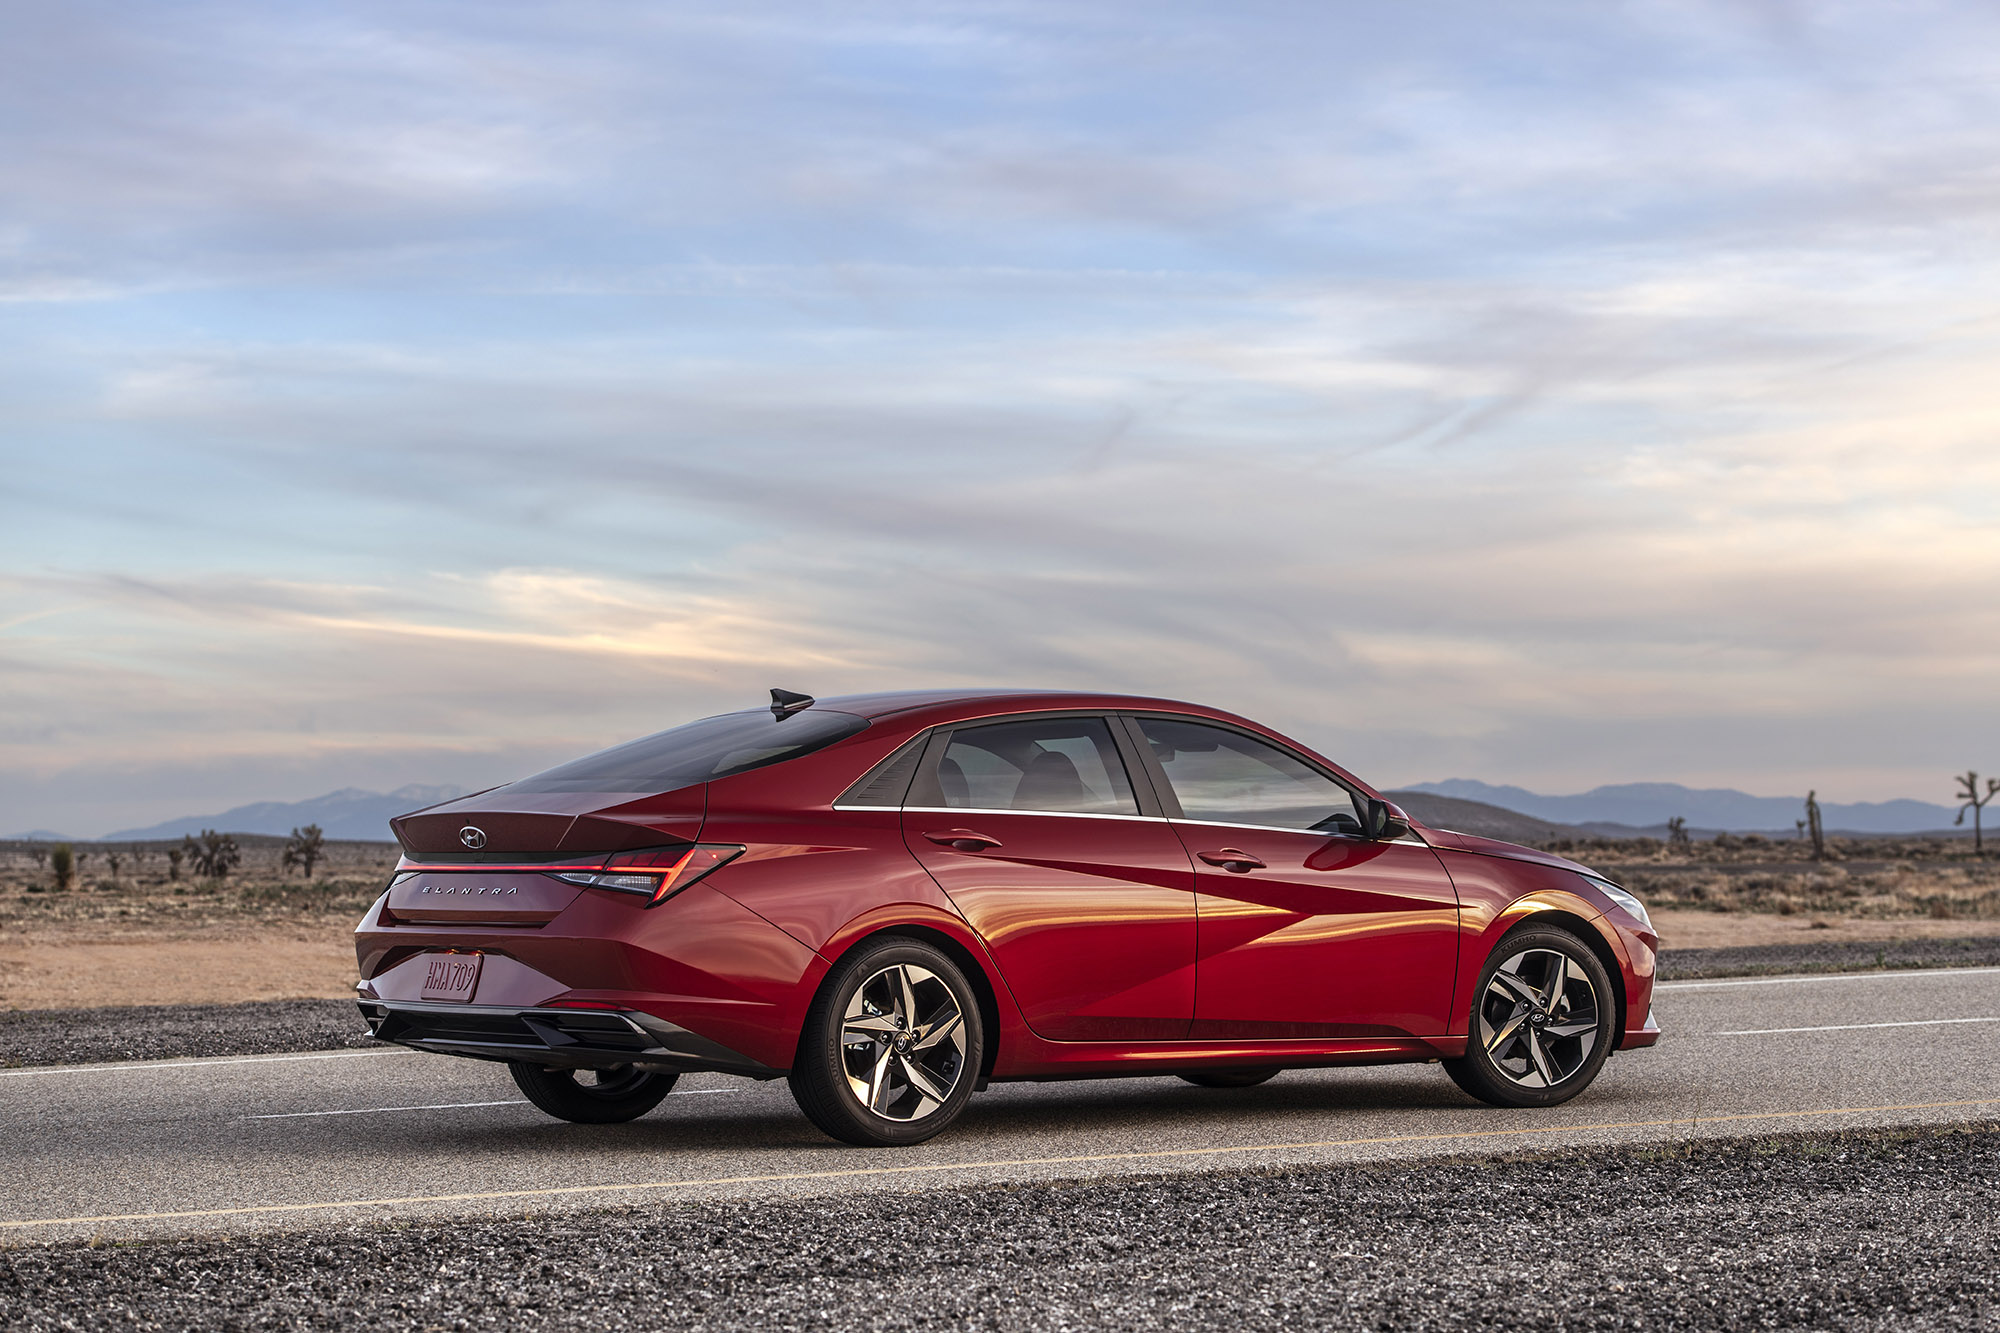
[390,788,706,858]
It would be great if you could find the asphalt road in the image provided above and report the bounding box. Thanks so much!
[4,965,1997,1245]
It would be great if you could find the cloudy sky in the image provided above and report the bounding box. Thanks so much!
[4,1,1998,836]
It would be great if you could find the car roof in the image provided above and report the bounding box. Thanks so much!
[813,688,1255,727]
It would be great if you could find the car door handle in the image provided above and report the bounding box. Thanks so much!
[1197,848,1265,872]
[925,829,1002,852]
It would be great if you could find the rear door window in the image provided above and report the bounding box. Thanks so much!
[927,717,1140,816]
[1134,717,1359,833]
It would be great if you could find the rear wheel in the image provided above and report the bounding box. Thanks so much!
[509,1062,678,1123]
[1178,1068,1281,1089]
[1443,927,1615,1108]
[789,938,983,1146]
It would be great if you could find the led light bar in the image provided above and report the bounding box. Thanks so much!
[553,844,746,906]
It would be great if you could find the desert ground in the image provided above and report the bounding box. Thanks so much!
[0,838,394,1008]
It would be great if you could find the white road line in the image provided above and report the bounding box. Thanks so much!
[0,1049,417,1078]
[1657,966,2000,992]
[250,1100,527,1120]
[1718,1016,2000,1037]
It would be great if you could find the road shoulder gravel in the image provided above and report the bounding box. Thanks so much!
[0,999,368,1068]
[1657,933,2000,979]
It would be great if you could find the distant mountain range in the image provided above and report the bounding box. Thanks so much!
[1401,779,1962,834]
[91,785,468,844]
[1381,792,1586,844]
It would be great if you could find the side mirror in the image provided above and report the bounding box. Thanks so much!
[1361,798,1411,842]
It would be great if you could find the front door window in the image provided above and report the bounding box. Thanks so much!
[1133,716,1359,833]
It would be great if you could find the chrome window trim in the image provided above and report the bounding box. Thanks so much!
[890,804,1157,822]
[830,804,1429,844]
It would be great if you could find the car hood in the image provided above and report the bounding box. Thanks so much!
[1421,826,1600,879]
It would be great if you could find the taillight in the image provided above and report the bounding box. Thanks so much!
[553,844,745,906]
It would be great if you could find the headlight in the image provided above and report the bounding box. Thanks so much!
[1586,876,1652,932]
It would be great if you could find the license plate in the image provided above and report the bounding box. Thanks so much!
[419,952,482,1002]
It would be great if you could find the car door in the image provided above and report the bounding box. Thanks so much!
[1124,714,1461,1040]
[902,714,1198,1042]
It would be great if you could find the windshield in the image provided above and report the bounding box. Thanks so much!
[506,709,869,794]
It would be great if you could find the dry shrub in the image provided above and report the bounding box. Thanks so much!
[236,877,381,914]
[1606,846,1999,919]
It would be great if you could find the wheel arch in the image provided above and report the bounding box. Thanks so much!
[1493,908,1628,1038]
[810,921,1007,1082]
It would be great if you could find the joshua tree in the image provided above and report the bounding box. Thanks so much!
[49,843,75,892]
[1956,771,1999,853]
[104,851,124,880]
[282,824,326,879]
[182,830,242,881]
[166,847,184,882]
[1666,816,1691,848]
[1803,791,1825,860]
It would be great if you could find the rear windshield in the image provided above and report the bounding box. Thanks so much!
[505,709,869,794]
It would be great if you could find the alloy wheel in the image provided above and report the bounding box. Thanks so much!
[840,963,969,1121]
[1474,947,1601,1089]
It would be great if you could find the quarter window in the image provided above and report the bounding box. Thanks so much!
[1135,717,1359,834]
[932,718,1139,816]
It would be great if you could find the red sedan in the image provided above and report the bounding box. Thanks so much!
[357,689,1660,1145]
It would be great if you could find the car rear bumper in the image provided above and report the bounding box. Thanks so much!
[354,880,826,1072]
[359,1000,781,1078]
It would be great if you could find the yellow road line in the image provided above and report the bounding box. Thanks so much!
[6,1096,1994,1232]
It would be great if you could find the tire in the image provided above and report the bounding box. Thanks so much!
[789,937,984,1147]
[1443,926,1617,1108]
[509,1062,678,1124]
[1178,1068,1281,1089]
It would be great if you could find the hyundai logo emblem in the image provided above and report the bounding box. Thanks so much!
[458,826,487,850]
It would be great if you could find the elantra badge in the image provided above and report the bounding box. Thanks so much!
[458,826,487,850]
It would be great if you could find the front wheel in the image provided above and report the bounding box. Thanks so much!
[1443,927,1616,1108]
[509,1062,678,1123]
[789,938,984,1146]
